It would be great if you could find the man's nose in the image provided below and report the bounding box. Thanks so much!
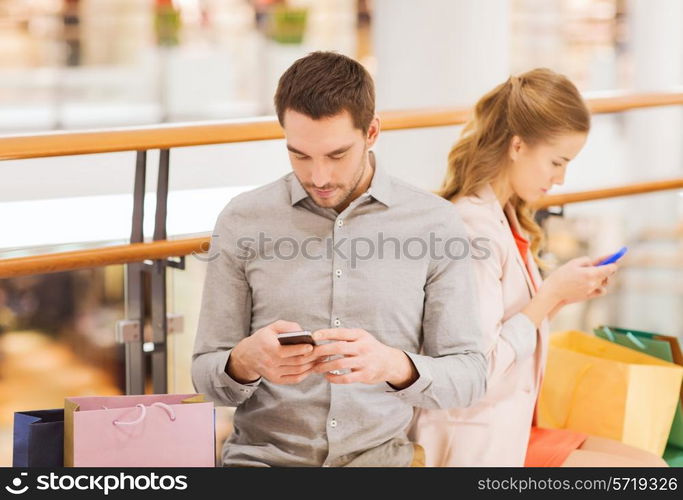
[311,163,333,188]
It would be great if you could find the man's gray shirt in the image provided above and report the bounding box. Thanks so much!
[192,162,486,466]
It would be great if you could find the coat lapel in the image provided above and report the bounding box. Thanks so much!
[477,184,538,298]
[476,184,548,407]
[502,203,538,298]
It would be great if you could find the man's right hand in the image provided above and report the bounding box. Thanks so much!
[226,320,319,385]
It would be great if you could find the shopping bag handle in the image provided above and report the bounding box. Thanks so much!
[625,332,646,350]
[601,326,616,342]
[112,402,176,426]
[600,326,646,350]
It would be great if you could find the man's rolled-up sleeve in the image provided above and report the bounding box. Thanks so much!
[191,206,260,406]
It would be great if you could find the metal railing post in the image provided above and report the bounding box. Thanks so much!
[150,149,170,394]
[122,150,147,395]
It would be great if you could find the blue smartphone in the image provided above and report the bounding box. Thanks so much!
[596,246,628,266]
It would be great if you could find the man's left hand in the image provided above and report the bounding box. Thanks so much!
[311,328,418,389]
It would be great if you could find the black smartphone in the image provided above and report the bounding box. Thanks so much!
[276,330,316,345]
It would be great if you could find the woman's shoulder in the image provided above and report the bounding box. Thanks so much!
[452,193,501,229]
[451,195,510,266]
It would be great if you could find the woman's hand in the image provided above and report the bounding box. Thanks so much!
[523,256,618,327]
[542,256,617,305]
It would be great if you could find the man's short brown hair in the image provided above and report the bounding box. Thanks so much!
[274,51,375,134]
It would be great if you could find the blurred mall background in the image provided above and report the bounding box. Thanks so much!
[0,0,682,465]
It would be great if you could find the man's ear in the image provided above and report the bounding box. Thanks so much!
[366,115,381,147]
[509,135,523,161]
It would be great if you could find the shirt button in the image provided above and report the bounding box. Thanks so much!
[337,218,344,228]
[333,318,341,327]
[335,269,342,278]
[330,419,338,428]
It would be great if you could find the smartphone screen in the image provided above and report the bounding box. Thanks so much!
[276,331,315,345]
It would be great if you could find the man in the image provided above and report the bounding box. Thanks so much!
[192,51,486,467]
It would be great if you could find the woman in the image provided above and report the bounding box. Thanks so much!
[410,68,667,467]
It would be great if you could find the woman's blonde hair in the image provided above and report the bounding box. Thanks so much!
[439,68,590,267]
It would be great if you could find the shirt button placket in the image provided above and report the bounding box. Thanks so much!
[327,212,348,467]
[331,213,346,330]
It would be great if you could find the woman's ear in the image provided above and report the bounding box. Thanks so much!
[366,115,381,147]
[509,135,522,161]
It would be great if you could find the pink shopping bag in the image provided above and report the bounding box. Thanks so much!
[64,393,215,467]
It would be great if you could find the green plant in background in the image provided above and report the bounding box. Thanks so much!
[155,0,181,47]
[267,5,308,44]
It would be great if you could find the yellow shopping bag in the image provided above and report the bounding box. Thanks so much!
[538,330,683,455]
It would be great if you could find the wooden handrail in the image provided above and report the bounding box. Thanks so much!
[534,178,683,208]
[2,177,682,279]
[1,89,682,160]
[582,89,683,114]
[0,238,210,279]
[0,118,283,161]
[1,89,682,278]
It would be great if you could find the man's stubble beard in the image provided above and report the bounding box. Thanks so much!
[309,144,370,211]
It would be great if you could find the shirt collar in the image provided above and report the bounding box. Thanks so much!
[477,183,526,234]
[288,151,393,208]
[366,152,393,207]
[289,173,309,206]
[503,202,524,235]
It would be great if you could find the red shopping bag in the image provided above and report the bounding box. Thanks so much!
[64,393,215,467]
